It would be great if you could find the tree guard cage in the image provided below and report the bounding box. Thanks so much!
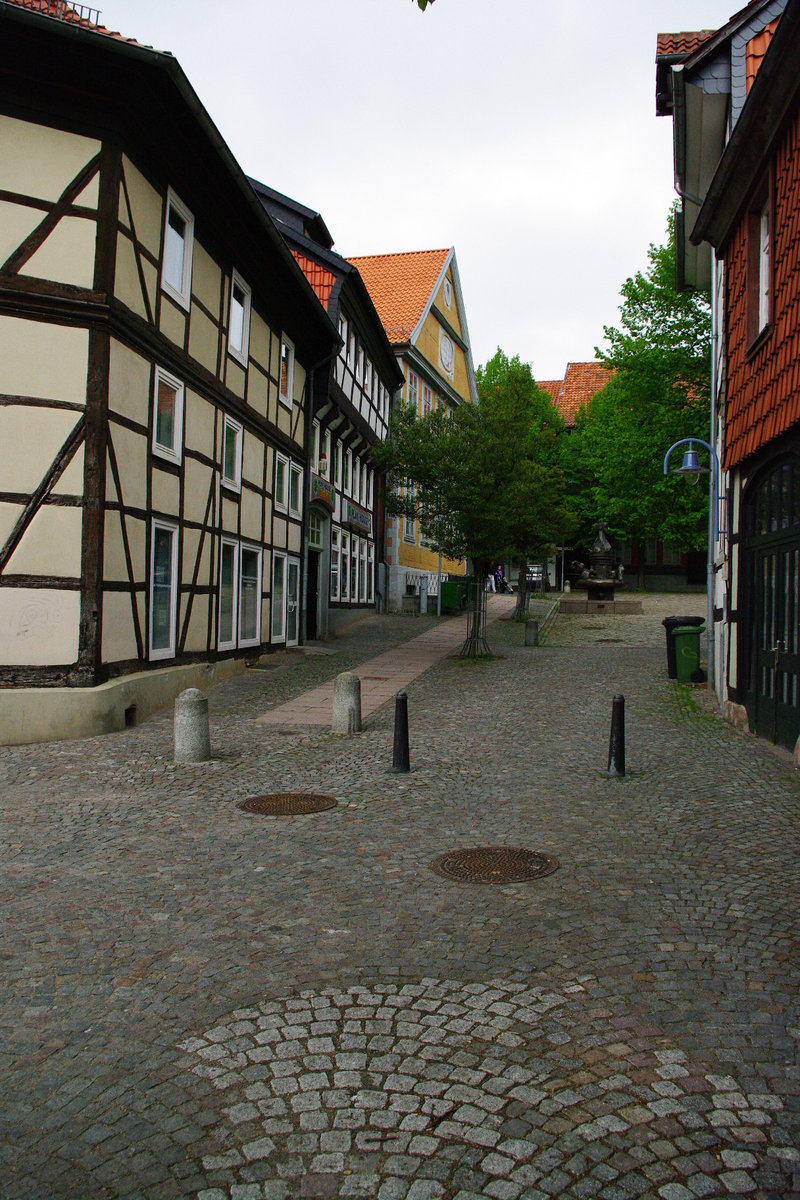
[460,577,491,657]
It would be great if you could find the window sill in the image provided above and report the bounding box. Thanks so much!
[152,445,182,468]
[161,280,191,313]
[746,322,772,361]
[278,394,293,410]
[221,477,241,495]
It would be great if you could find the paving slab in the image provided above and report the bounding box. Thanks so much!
[1,592,799,1199]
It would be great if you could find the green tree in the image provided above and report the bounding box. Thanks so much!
[566,214,711,583]
[372,349,577,654]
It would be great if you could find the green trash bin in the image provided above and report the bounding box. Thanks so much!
[673,624,705,682]
[440,581,462,613]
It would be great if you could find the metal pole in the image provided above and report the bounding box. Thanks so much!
[437,547,442,616]
[607,694,625,778]
[392,691,410,773]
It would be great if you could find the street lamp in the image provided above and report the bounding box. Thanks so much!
[663,437,726,699]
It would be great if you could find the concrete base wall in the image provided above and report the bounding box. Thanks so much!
[0,657,245,747]
[559,598,643,615]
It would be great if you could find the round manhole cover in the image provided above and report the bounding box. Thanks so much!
[430,845,559,884]
[238,793,338,816]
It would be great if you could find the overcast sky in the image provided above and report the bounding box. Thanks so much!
[102,0,735,381]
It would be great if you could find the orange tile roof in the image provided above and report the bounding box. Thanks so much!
[2,0,151,46]
[746,18,779,92]
[537,379,563,404]
[656,29,716,57]
[348,249,449,345]
[556,361,611,427]
[291,250,336,312]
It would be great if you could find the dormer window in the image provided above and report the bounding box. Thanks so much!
[747,179,772,347]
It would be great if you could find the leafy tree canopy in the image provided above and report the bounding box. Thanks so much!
[565,214,711,557]
[372,349,577,575]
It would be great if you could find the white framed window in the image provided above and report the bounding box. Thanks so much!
[364,357,372,394]
[275,452,288,513]
[152,366,184,464]
[404,484,416,544]
[422,382,433,417]
[162,188,193,310]
[361,464,368,507]
[312,420,320,473]
[367,469,373,509]
[346,325,354,370]
[353,457,361,504]
[360,539,368,602]
[320,428,331,480]
[309,512,323,550]
[344,448,352,495]
[222,414,242,492]
[338,317,348,361]
[271,551,286,641]
[149,518,179,660]
[407,369,419,412]
[280,335,295,408]
[289,462,303,517]
[367,542,374,603]
[334,441,342,488]
[330,528,340,601]
[228,270,252,365]
[351,535,360,602]
[239,543,262,646]
[341,531,350,600]
[356,343,364,385]
[218,537,239,651]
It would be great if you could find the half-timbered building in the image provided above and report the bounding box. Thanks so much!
[249,182,403,636]
[658,0,800,753]
[349,249,478,612]
[0,1,337,743]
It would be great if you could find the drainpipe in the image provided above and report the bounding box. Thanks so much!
[302,353,333,644]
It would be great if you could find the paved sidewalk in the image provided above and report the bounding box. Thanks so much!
[2,593,799,1200]
[257,593,517,725]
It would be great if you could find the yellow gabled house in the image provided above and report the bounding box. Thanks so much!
[349,247,478,611]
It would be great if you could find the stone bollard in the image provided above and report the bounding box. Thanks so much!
[525,618,539,647]
[332,671,361,734]
[174,687,211,763]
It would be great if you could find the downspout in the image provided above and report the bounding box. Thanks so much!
[708,262,718,703]
[302,352,334,644]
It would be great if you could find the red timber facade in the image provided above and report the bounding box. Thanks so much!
[0,1,337,743]
[659,0,800,752]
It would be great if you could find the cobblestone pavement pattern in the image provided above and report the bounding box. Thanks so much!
[2,595,799,1200]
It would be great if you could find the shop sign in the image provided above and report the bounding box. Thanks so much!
[345,500,372,534]
[311,474,336,511]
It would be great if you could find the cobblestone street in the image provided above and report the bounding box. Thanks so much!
[2,594,799,1200]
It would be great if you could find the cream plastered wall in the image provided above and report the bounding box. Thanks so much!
[192,242,221,316]
[21,215,97,290]
[183,594,210,653]
[249,313,270,376]
[0,116,100,203]
[273,517,287,550]
[103,509,145,583]
[1,316,88,406]
[240,487,262,542]
[0,202,43,265]
[115,235,149,322]
[185,390,215,457]
[6,505,82,578]
[0,587,80,667]
[184,458,212,522]
[101,591,138,664]
[151,467,180,517]
[226,358,245,401]
[0,501,20,547]
[247,362,268,420]
[0,406,82,494]
[220,493,239,535]
[108,422,148,512]
[109,339,149,427]
[288,523,301,555]
[243,437,264,489]
[181,526,210,586]
[160,298,186,351]
[188,308,219,376]
[121,156,162,261]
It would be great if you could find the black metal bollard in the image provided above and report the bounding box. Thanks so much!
[607,694,625,778]
[393,691,410,773]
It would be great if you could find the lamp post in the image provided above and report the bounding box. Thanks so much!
[663,437,726,700]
